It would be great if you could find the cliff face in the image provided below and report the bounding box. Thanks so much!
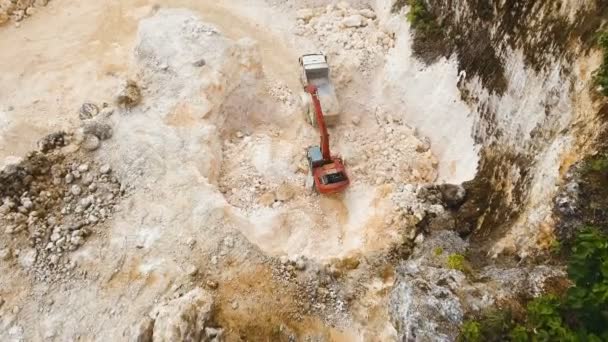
[392,0,606,257]
[380,1,607,340]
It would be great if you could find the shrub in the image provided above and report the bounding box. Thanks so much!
[405,0,439,35]
[585,154,608,172]
[458,228,608,341]
[458,320,481,342]
[433,247,444,256]
[447,253,466,272]
[594,31,608,96]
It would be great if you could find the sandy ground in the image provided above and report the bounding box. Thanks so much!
[0,0,477,341]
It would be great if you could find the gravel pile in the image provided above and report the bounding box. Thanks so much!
[0,132,125,282]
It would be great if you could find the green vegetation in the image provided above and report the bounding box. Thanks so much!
[433,247,444,256]
[458,228,608,341]
[458,310,518,342]
[447,253,466,272]
[585,153,608,172]
[405,0,439,35]
[458,321,481,342]
[595,31,608,96]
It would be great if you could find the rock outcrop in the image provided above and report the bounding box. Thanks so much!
[132,287,219,342]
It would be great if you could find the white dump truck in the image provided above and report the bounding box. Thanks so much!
[299,53,341,126]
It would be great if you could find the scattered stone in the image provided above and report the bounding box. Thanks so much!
[193,58,206,67]
[88,215,98,224]
[206,280,218,289]
[205,327,223,340]
[71,236,84,247]
[0,247,11,260]
[34,0,48,7]
[416,137,431,153]
[79,103,99,121]
[82,134,100,151]
[224,236,234,248]
[438,184,466,209]
[18,248,37,268]
[70,185,82,196]
[186,264,198,276]
[81,173,94,186]
[296,8,314,21]
[116,80,142,108]
[21,198,33,210]
[351,115,361,125]
[38,132,67,153]
[79,196,93,209]
[12,9,24,21]
[186,237,196,248]
[231,301,239,310]
[82,121,113,140]
[77,164,89,173]
[99,164,111,174]
[258,192,276,206]
[295,257,306,271]
[341,14,365,28]
[359,9,376,19]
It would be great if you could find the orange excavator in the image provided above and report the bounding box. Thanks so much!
[304,84,350,194]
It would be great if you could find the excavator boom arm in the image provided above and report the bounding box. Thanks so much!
[304,85,331,160]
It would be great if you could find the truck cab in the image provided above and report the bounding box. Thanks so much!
[299,53,341,126]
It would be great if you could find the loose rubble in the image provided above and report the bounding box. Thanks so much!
[0,0,50,26]
[339,112,438,185]
[0,131,125,282]
[294,3,395,75]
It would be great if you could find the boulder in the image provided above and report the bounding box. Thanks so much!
[438,184,466,209]
[116,80,142,108]
[296,8,314,21]
[341,15,365,28]
[82,121,113,140]
[359,9,376,19]
[140,287,215,342]
[275,183,294,202]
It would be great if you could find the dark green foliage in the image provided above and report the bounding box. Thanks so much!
[405,0,439,35]
[458,321,481,342]
[595,31,608,96]
[459,228,608,341]
[585,154,608,172]
[459,310,519,342]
